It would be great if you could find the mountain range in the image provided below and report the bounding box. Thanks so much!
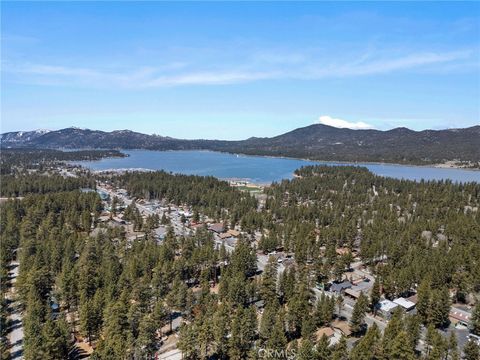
[2,124,479,167]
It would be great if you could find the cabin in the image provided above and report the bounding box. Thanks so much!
[316,327,335,342]
[330,281,353,293]
[449,307,471,326]
[208,223,225,234]
[377,299,399,319]
[393,297,416,311]
[331,319,352,337]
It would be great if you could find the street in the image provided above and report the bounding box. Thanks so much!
[6,260,24,359]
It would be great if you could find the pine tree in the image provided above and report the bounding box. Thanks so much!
[261,256,278,306]
[297,339,317,360]
[41,318,70,360]
[382,307,404,357]
[260,302,277,342]
[212,304,229,358]
[370,280,381,313]
[301,316,316,342]
[136,314,158,359]
[178,323,199,360]
[316,334,331,360]
[267,313,287,351]
[350,323,381,360]
[336,294,344,317]
[447,332,459,360]
[463,340,480,360]
[471,302,480,335]
[332,335,348,360]
[350,292,368,334]
[416,277,431,324]
[404,314,421,352]
[390,331,416,360]
[430,287,450,328]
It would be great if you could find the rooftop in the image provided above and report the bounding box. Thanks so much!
[316,327,335,340]
[208,223,225,233]
[378,299,399,313]
[393,297,416,310]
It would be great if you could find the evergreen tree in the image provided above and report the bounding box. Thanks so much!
[297,339,317,360]
[350,292,368,334]
[267,313,287,352]
[447,332,460,360]
[416,277,431,324]
[316,334,331,360]
[260,302,278,342]
[370,280,381,313]
[332,335,348,360]
[136,314,158,359]
[350,323,381,360]
[261,256,278,306]
[463,340,480,360]
[390,331,416,360]
[471,302,480,335]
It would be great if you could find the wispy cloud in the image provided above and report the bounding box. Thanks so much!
[317,115,374,130]
[2,48,475,88]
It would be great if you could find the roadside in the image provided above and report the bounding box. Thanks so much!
[6,260,24,360]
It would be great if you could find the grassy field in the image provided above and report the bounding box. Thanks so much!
[236,185,263,193]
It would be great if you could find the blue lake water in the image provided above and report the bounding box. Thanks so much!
[73,150,480,184]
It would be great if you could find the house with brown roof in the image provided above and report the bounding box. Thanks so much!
[227,229,241,237]
[208,223,225,234]
[331,320,352,337]
[315,327,335,341]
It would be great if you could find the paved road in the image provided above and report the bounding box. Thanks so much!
[6,261,24,359]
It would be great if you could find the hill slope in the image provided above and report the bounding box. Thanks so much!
[2,124,479,166]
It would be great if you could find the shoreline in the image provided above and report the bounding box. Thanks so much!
[108,148,480,172]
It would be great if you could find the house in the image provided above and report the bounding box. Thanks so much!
[331,319,352,337]
[126,233,145,243]
[98,214,111,223]
[330,281,353,293]
[316,327,335,342]
[225,238,238,248]
[112,216,126,224]
[377,299,399,319]
[449,307,471,326]
[344,288,362,300]
[219,232,232,240]
[406,294,418,305]
[393,297,416,311]
[208,223,225,234]
[227,229,241,237]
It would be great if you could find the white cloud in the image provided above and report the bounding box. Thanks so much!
[317,115,375,130]
[2,48,475,88]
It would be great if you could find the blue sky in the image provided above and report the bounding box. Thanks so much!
[1,1,479,139]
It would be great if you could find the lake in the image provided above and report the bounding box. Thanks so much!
[73,150,480,184]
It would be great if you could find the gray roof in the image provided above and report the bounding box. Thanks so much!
[330,281,353,292]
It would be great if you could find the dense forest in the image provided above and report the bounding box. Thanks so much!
[0,148,125,175]
[1,164,480,359]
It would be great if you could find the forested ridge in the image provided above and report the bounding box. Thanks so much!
[2,124,479,167]
[0,148,125,175]
[1,164,479,359]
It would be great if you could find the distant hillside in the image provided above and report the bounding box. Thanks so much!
[2,124,479,167]
[211,124,480,166]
